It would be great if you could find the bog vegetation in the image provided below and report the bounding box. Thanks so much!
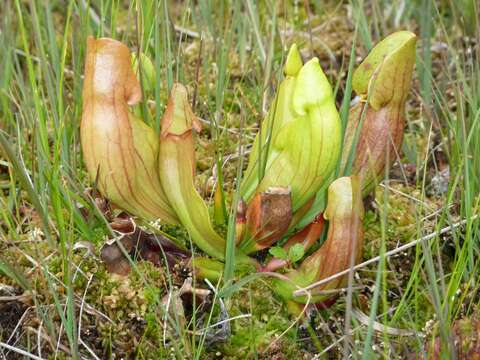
[0,1,479,359]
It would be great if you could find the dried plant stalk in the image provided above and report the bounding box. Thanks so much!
[240,187,292,253]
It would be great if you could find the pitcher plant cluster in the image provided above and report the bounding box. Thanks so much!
[81,31,417,310]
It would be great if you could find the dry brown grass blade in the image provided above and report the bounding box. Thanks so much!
[293,215,479,297]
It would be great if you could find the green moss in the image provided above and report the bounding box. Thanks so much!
[209,281,312,359]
